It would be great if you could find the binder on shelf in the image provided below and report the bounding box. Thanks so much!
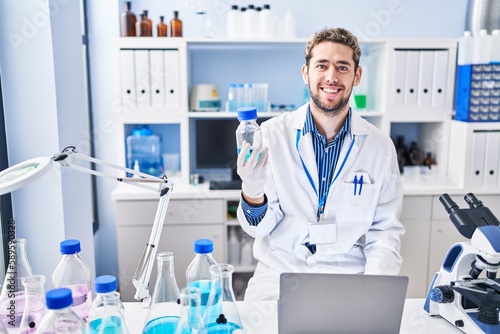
[431,50,449,107]
[483,131,500,187]
[163,50,181,109]
[134,50,151,108]
[119,50,136,107]
[404,51,419,106]
[417,51,434,107]
[392,50,407,105]
[149,50,166,108]
[470,131,487,186]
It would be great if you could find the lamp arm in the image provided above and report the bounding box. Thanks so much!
[53,146,174,302]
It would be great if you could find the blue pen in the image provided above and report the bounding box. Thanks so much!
[353,175,357,196]
[358,175,363,195]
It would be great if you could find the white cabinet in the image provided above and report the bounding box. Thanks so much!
[399,196,432,298]
[114,197,225,301]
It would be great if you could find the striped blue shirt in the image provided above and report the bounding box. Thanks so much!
[241,108,353,252]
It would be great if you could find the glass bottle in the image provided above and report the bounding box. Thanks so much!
[140,10,153,37]
[235,107,262,162]
[52,239,92,323]
[19,275,47,334]
[175,287,204,334]
[143,252,181,333]
[186,239,218,315]
[88,275,129,334]
[136,13,144,36]
[36,288,86,334]
[203,264,243,333]
[0,238,34,329]
[157,16,168,37]
[120,1,137,37]
[170,11,183,37]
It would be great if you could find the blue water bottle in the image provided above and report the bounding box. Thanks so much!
[88,275,129,334]
[126,125,163,176]
[236,107,262,162]
[185,239,218,316]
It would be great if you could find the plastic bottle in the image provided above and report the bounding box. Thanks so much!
[157,16,168,37]
[36,288,86,334]
[19,275,47,334]
[120,1,137,37]
[236,107,262,161]
[186,239,218,315]
[491,29,500,62]
[126,125,163,177]
[52,239,92,323]
[243,5,259,39]
[260,4,275,39]
[227,83,237,111]
[170,11,183,37]
[226,5,241,39]
[0,238,34,329]
[203,264,243,333]
[239,236,254,267]
[473,29,491,64]
[227,227,241,266]
[457,31,474,65]
[283,9,296,39]
[143,252,180,333]
[88,275,129,334]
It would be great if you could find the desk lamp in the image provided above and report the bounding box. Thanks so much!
[0,146,173,303]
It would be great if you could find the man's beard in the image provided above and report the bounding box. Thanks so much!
[309,83,353,117]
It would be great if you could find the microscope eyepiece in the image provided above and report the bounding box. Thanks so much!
[464,193,484,209]
[439,194,459,214]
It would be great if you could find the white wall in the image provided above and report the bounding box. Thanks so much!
[1,0,469,282]
[0,0,95,289]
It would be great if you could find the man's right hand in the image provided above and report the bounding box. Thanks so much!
[237,142,269,203]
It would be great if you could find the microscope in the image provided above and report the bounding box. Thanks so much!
[424,193,500,334]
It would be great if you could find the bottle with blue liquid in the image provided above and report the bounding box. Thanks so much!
[202,264,243,334]
[88,275,129,334]
[235,107,261,162]
[143,252,181,334]
[186,239,218,316]
[126,125,163,177]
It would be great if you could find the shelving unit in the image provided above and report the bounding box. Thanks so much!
[112,37,463,300]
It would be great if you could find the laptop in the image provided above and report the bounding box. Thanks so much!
[278,273,409,334]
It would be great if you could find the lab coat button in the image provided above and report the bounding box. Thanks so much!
[306,256,317,267]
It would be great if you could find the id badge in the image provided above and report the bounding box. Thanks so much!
[308,219,337,244]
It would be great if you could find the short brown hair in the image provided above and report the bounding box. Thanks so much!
[304,27,361,69]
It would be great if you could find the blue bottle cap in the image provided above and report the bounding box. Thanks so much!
[194,239,213,254]
[237,107,258,121]
[60,239,81,254]
[95,275,117,293]
[132,126,153,136]
[46,288,73,310]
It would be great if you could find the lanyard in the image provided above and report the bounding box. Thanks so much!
[295,129,356,220]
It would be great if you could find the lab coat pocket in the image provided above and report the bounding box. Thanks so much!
[342,171,373,205]
[339,171,377,223]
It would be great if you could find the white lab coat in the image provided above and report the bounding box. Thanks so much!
[237,103,405,300]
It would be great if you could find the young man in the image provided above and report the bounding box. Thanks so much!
[236,27,405,301]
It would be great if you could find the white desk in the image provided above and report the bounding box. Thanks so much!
[123,299,462,333]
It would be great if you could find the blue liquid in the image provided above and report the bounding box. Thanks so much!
[237,148,261,162]
[142,316,180,334]
[204,321,242,334]
[89,316,123,334]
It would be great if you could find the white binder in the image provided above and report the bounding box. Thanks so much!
[404,51,420,106]
[470,131,487,187]
[149,50,165,108]
[392,50,407,106]
[417,51,434,106]
[134,50,151,108]
[163,50,181,109]
[483,131,500,187]
[431,50,449,107]
[119,50,136,107]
